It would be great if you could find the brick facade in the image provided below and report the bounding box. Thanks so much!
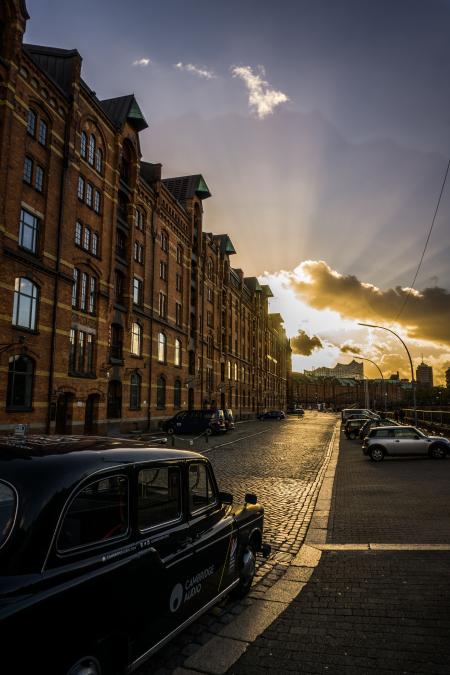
[0,1,291,435]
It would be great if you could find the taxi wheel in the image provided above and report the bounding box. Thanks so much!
[167,427,175,435]
[232,544,256,598]
[66,655,102,675]
[205,427,212,435]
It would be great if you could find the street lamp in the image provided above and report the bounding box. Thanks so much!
[342,354,386,412]
[358,323,417,426]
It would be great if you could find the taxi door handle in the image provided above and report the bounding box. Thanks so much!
[394,440,400,442]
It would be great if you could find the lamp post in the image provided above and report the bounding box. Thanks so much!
[358,323,417,426]
[343,354,386,412]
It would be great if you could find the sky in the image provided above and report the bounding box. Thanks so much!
[25,0,450,384]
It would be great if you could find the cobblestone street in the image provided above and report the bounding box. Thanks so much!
[138,411,337,674]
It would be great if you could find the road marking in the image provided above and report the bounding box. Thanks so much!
[313,543,450,551]
[201,429,270,453]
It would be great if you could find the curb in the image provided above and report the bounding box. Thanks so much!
[176,420,341,675]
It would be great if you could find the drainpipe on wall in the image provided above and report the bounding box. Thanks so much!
[147,191,159,431]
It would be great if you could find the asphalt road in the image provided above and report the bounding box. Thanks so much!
[137,411,337,674]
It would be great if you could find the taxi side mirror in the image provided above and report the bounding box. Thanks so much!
[219,491,233,505]
[245,493,257,505]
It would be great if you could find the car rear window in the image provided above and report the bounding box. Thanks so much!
[0,481,17,548]
[138,466,181,530]
[58,475,128,552]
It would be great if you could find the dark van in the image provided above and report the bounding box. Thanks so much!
[161,409,226,435]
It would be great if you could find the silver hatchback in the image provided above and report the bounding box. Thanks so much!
[362,426,450,462]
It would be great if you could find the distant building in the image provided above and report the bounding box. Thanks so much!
[416,361,433,388]
[389,372,400,381]
[304,360,364,380]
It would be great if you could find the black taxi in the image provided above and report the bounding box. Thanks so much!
[0,436,268,675]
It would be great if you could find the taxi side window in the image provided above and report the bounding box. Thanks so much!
[58,475,128,551]
[188,462,216,513]
[138,466,181,530]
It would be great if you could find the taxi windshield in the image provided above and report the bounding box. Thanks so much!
[0,481,17,548]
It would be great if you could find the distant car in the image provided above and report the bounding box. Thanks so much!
[362,426,450,461]
[359,418,399,441]
[258,410,286,420]
[344,418,369,439]
[294,408,305,416]
[0,436,270,675]
[341,408,378,422]
[161,409,226,435]
[223,409,235,431]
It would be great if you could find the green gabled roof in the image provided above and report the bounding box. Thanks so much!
[99,94,148,132]
[213,235,236,256]
[261,284,274,298]
[162,174,211,203]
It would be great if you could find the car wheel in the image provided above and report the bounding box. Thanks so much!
[66,656,102,675]
[369,446,385,462]
[167,427,175,435]
[348,431,356,440]
[430,444,446,459]
[232,543,256,598]
[205,427,212,436]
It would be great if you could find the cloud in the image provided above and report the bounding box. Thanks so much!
[175,62,216,79]
[286,260,450,346]
[231,65,289,119]
[291,330,323,356]
[132,58,151,67]
[341,343,361,354]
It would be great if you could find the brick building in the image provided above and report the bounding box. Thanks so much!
[0,1,291,435]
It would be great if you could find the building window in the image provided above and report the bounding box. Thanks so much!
[207,258,213,280]
[227,361,231,380]
[234,363,238,381]
[174,338,182,367]
[72,268,79,307]
[75,221,82,246]
[83,226,91,250]
[77,175,85,200]
[116,229,127,258]
[110,324,124,361]
[38,119,47,146]
[174,379,182,408]
[131,322,142,356]
[85,182,93,207]
[159,261,167,280]
[27,109,36,136]
[88,133,95,165]
[80,131,87,158]
[89,277,97,314]
[6,355,34,410]
[130,372,141,410]
[12,278,38,330]
[19,209,39,254]
[114,270,125,304]
[95,147,103,173]
[93,189,101,214]
[207,311,213,328]
[133,277,143,305]
[92,232,99,256]
[207,287,213,303]
[134,241,144,264]
[135,208,144,231]
[23,156,33,184]
[156,376,166,408]
[80,272,88,311]
[176,272,182,293]
[159,292,167,318]
[176,245,183,264]
[160,231,168,252]
[175,302,182,327]
[35,165,44,192]
[157,332,166,363]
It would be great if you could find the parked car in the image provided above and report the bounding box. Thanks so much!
[362,426,450,461]
[344,418,369,439]
[0,436,270,675]
[258,410,286,420]
[341,408,378,422]
[223,409,235,431]
[294,407,305,416]
[358,418,399,441]
[161,409,226,435]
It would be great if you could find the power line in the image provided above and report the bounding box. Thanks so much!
[394,157,450,322]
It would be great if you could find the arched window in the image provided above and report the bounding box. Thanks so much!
[174,379,182,408]
[156,376,166,408]
[176,245,183,264]
[234,363,238,381]
[88,133,95,165]
[160,230,168,252]
[95,147,103,173]
[80,131,87,158]
[6,355,35,410]
[135,208,144,231]
[227,360,231,380]
[110,323,123,360]
[12,278,38,330]
[157,332,166,363]
[207,258,213,280]
[130,372,141,410]
[27,109,37,136]
[174,338,182,367]
[131,322,142,356]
